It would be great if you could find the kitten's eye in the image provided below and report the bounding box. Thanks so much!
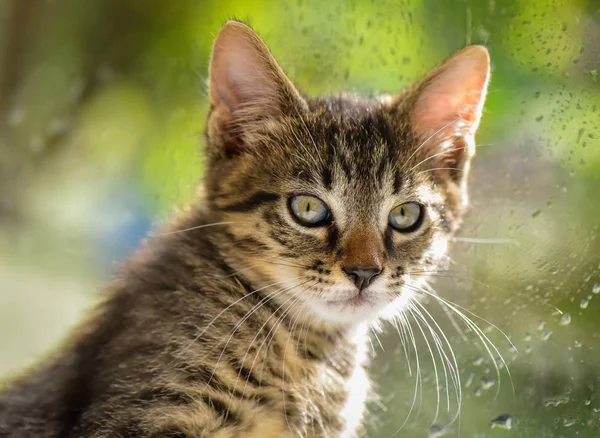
[388,203,423,232]
[289,195,330,226]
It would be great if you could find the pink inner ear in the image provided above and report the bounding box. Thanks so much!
[413,93,463,133]
[209,22,296,124]
[410,46,490,141]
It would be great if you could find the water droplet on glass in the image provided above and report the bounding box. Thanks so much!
[481,378,496,390]
[490,414,515,430]
[563,417,577,427]
[523,333,531,341]
[537,320,545,331]
[541,330,553,341]
[465,373,475,388]
[592,283,600,294]
[473,356,484,366]
[544,394,570,407]
[559,313,571,326]
[429,424,452,437]
[580,298,589,309]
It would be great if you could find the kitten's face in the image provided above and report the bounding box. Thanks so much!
[205,22,489,325]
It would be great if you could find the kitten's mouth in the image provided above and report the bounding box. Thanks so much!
[326,293,372,308]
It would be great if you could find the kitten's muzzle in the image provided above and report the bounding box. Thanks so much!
[342,266,382,292]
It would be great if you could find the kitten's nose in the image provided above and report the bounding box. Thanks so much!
[342,266,382,291]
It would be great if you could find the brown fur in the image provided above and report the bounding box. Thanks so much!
[0,21,489,437]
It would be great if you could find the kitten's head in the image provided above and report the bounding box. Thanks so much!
[203,21,489,325]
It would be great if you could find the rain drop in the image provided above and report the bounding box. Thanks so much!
[481,378,496,390]
[473,356,484,366]
[559,313,571,326]
[465,373,475,388]
[490,414,515,430]
[544,394,570,407]
[429,424,452,437]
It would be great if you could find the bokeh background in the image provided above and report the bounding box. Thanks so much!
[1,0,599,436]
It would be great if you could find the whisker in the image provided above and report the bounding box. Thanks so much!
[370,327,385,352]
[410,300,462,420]
[260,255,311,270]
[208,280,309,389]
[402,118,462,171]
[390,312,422,437]
[415,167,463,176]
[452,237,516,245]
[419,283,515,397]
[159,221,236,236]
[192,276,303,344]
[420,284,516,351]
[239,284,313,397]
[407,302,441,423]
[409,145,468,172]
[391,317,412,376]
[410,300,463,411]
[407,272,491,289]
[174,277,304,364]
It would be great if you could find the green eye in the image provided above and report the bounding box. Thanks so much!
[289,195,330,226]
[388,202,423,232]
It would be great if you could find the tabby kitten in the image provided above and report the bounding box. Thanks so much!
[0,21,489,438]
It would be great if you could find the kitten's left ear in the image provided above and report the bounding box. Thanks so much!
[403,46,490,177]
[208,21,308,158]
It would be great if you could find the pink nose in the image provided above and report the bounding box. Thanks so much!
[342,266,383,291]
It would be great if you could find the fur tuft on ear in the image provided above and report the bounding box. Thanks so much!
[208,21,307,158]
[403,45,490,178]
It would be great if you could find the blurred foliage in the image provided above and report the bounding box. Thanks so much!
[0,0,599,437]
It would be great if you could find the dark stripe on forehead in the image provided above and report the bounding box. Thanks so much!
[322,166,333,190]
[221,191,280,212]
[339,152,353,179]
[393,172,403,194]
[376,159,387,184]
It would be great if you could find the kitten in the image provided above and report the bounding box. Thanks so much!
[0,21,489,438]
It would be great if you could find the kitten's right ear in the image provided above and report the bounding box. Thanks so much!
[392,46,490,182]
[208,21,307,158]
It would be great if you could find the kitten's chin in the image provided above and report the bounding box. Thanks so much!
[307,290,412,325]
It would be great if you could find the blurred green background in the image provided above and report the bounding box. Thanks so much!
[0,0,599,436]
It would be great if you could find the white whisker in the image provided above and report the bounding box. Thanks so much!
[159,221,236,236]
